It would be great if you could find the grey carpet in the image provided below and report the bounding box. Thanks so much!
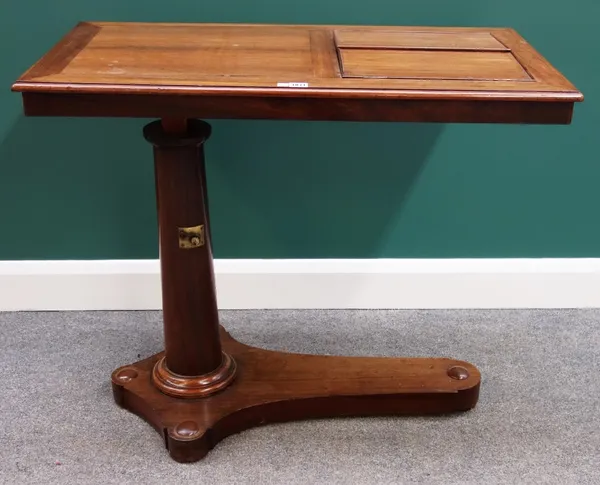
[1,309,599,485]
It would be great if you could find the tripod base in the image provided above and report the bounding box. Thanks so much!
[112,326,480,463]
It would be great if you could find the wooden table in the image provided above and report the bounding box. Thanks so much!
[12,22,582,462]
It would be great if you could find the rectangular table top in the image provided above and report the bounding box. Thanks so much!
[12,22,583,123]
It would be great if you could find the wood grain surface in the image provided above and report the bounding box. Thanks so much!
[13,22,583,123]
[13,22,581,102]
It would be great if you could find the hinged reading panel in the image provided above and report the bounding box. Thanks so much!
[334,30,509,51]
[338,49,531,81]
[334,28,531,81]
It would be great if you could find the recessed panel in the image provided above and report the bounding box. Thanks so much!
[334,29,509,51]
[51,24,315,81]
[338,49,531,81]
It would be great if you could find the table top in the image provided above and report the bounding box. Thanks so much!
[12,22,583,123]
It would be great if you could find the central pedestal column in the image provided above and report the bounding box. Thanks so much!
[143,118,236,398]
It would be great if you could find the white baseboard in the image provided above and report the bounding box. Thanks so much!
[1,259,600,311]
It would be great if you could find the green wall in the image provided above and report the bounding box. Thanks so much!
[1,2,598,260]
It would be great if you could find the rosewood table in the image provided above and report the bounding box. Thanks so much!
[12,22,582,462]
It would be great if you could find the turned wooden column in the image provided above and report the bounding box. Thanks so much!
[143,118,236,398]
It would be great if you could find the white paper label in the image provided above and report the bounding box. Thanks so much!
[277,82,309,88]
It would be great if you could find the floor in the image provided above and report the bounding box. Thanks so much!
[1,309,598,484]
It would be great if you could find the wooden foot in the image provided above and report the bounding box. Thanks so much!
[112,326,480,463]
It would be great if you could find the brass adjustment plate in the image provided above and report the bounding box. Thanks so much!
[178,225,205,249]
